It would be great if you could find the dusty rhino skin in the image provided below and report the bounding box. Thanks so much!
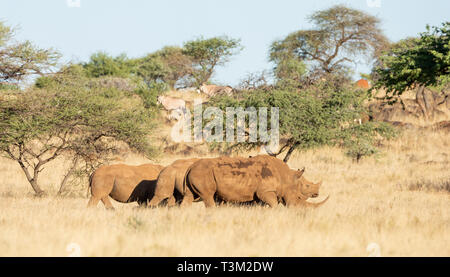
[183,155,328,208]
[250,155,327,203]
[148,158,200,207]
[87,163,164,210]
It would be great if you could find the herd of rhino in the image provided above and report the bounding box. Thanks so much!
[87,155,329,210]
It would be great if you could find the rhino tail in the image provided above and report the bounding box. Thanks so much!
[86,171,94,198]
[182,163,195,195]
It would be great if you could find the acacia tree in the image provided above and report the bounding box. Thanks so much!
[135,46,194,89]
[374,23,449,95]
[0,22,60,84]
[272,53,308,89]
[77,37,242,89]
[372,22,450,119]
[150,46,193,88]
[82,51,134,78]
[183,36,242,86]
[270,5,388,82]
[0,70,157,196]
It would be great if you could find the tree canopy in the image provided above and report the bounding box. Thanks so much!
[77,36,242,89]
[0,21,60,84]
[82,52,134,78]
[373,22,450,99]
[183,36,243,86]
[135,46,193,88]
[270,5,387,81]
[208,82,396,163]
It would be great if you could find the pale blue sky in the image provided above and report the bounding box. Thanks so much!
[1,0,449,86]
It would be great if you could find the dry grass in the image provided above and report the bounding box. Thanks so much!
[0,128,449,257]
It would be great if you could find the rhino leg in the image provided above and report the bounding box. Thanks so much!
[87,196,101,208]
[256,191,278,208]
[202,196,216,208]
[167,196,176,207]
[137,199,147,207]
[101,196,115,210]
[88,174,116,209]
[148,195,167,207]
[180,190,196,207]
[192,187,215,207]
[284,194,303,207]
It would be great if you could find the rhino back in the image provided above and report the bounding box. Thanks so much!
[107,164,161,202]
[188,156,284,203]
[212,160,261,202]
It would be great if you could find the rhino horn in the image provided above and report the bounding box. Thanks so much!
[304,195,329,207]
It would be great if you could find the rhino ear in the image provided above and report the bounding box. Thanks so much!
[296,167,305,177]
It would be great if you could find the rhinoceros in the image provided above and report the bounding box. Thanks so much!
[183,155,328,208]
[148,158,200,207]
[87,163,164,210]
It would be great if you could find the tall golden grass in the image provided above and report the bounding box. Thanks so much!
[0,128,448,256]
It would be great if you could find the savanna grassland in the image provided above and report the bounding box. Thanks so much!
[0,127,448,257]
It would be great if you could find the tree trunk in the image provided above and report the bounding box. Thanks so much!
[416,85,435,121]
[58,171,72,195]
[17,160,46,196]
[29,178,46,196]
[264,140,291,158]
[58,157,79,195]
[356,153,362,163]
[416,85,427,120]
[283,143,299,163]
